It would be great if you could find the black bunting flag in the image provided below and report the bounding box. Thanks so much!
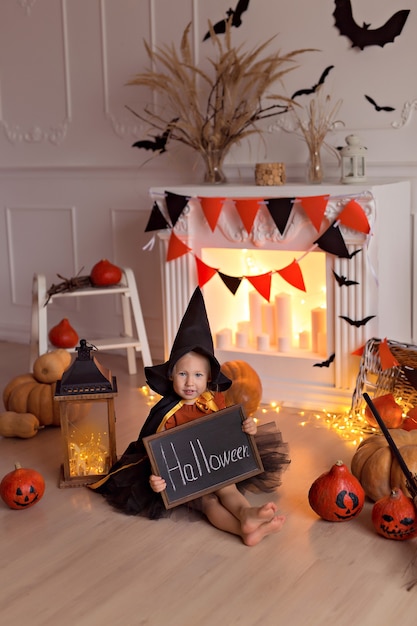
[218,272,243,295]
[165,191,189,227]
[266,197,295,235]
[145,202,171,232]
[314,221,350,258]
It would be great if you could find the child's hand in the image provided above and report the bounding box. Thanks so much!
[149,474,166,493]
[242,417,257,436]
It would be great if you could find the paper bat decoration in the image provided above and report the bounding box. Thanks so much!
[314,353,335,368]
[365,95,395,112]
[333,0,410,50]
[132,128,172,153]
[339,314,375,327]
[332,270,359,287]
[203,0,250,40]
[347,248,362,259]
[291,65,335,99]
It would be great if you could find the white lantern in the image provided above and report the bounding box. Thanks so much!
[340,135,367,183]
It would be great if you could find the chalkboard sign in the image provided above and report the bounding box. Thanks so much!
[143,405,264,509]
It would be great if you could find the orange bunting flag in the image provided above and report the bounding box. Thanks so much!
[198,196,225,232]
[246,273,272,302]
[351,344,365,356]
[298,195,329,231]
[195,256,218,288]
[166,231,192,261]
[277,259,306,292]
[233,198,263,234]
[378,338,400,370]
[338,200,370,234]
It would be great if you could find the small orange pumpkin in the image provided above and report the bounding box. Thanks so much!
[220,360,262,417]
[90,259,122,286]
[372,488,417,540]
[0,463,45,509]
[364,393,403,429]
[308,460,365,522]
[48,318,79,349]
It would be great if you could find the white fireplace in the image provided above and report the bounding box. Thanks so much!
[150,180,411,412]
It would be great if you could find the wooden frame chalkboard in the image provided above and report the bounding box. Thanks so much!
[143,404,264,509]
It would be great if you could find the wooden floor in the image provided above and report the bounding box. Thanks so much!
[1,341,417,625]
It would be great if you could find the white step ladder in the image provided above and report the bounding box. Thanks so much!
[30,267,152,375]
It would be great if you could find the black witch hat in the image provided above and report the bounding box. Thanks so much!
[145,287,232,396]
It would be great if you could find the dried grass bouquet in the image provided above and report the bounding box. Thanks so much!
[127,20,310,182]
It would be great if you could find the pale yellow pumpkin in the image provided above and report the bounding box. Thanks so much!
[220,360,262,417]
[351,429,417,501]
[0,412,40,438]
[2,373,36,410]
[33,349,72,384]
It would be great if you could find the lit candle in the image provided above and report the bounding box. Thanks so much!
[299,330,310,350]
[249,291,263,342]
[275,293,292,351]
[311,307,326,353]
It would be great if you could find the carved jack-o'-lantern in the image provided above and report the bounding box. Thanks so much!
[0,463,45,510]
[308,460,365,522]
[372,488,417,541]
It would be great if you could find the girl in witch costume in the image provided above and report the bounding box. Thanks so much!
[90,288,289,546]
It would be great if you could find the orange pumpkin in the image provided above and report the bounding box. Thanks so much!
[402,406,417,431]
[48,318,79,349]
[364,393,403,429]
[372,488,417,540]
[351,429,417,501]
[220,360,262,417]
[0,463,45,510]
[90,259,122,286]
[308,460,365,522]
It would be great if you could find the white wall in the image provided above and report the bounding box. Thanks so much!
[1,0,416,364]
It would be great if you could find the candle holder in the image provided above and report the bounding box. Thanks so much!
[340,135,367,183]
[54,339,117,488]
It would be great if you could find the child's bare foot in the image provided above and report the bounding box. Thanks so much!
[240,502,277,535]
[243,514,286,546]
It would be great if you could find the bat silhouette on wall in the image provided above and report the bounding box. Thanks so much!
[332,271,359,287]
[347,248,362,259]
[132,118,178,154]
[333,0,410,50]
[339,315,375,327]
[314,353,335,368]
[364,95,395,112]
[203,0,250,41]
[291,66,335,99]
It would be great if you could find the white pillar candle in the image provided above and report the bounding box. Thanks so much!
[237,320,251,334]
[278,337,291,353]
[215,328,232,349]
[275,292,292,351]
[235,331,249,349]
[249,290,263,342]
[256,333,270,351]
[299,330,310,350]
[262,302,276,345]
[317,331,327,357]
[311,307,326,353]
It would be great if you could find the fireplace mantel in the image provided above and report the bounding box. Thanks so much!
[150,180,411,411]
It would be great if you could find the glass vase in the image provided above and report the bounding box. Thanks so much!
[307,147,323,184]
[201,149,227,184]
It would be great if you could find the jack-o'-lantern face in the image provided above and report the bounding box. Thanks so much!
[334,490,362,520]
[377,513,417,539]
[0,465,45,510]
[13,484,39,507]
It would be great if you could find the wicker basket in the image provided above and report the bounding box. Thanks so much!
[351,337,417,412]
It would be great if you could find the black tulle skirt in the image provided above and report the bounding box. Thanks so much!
[90,421,290,520]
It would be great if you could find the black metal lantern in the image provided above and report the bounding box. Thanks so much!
[54,339,117,488]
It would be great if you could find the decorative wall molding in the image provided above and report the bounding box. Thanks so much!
[18,0,37,15]
[392,100,417,129]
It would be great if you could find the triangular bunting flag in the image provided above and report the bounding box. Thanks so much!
[378,338,400,370]
[218,272,242,295]
[402,366,417,392]
[298,195,329,231]
[145,202,171,232]
[165,191,189,227]
[166,231,192,261]
[266,197,295,235]
[277,259,306,292]
[352,344,365,356]
[198,196,225,232]
[314,221,350,258]
[195,256,218,288]
[338,200,370,234]
[234,198,263,234]
[245,273,272,302]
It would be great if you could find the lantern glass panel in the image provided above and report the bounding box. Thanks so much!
[65,401,111,479]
